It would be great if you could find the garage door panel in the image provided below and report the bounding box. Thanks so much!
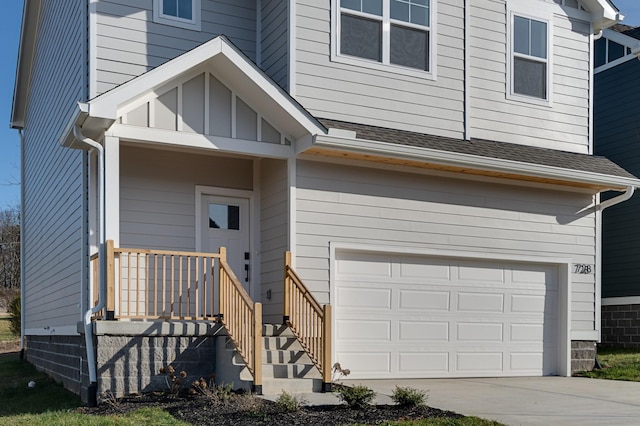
[457,322,504,342]
[335,252,561,379]
[336,287,392,309]
[399,289,450,310]
[457,292,504,312]
[398,352,449,373]
[399,321,450,341]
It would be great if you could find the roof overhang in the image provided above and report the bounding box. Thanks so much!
[62,35,326,146]
[10,0,40,130]
[581,0,623,33]
[309,133,640,192]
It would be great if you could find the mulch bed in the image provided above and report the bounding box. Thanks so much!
[79,391,463,425]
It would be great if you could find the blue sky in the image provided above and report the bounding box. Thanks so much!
[1,1,640,210]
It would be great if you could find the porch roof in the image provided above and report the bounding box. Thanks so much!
[310,118,640,192]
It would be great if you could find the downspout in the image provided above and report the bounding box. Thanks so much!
[18,129,25,360]
[73,125,105,408]
[598,186,635,211]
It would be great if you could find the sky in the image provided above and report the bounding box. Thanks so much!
[0,1,640,210]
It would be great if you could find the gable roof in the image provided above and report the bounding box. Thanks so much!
[312,119,640,191]
[61,35,326,147]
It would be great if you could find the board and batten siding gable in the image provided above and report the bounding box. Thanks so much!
[594,58,640,298]
[94,0,257,95]
[260,0,289,91]
[295,159,597,333]
[259,159,289,322]
[22,0,86,330]
[469,0,591,153]
[293,0,465,139]
[119,146,253,251]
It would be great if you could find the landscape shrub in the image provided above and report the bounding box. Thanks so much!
[334,384,375,409]
[391,386,428,407]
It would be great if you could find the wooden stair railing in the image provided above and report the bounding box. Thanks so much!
[218,247,263,393]
[92,241,262,392]
[283,251,332,391]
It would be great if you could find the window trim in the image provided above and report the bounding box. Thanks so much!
[506,2,553,106]
[331,0,437,80]
[153,0,201,31]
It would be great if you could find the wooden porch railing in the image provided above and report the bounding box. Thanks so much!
[283,251,332,389]
[90,241,262,390]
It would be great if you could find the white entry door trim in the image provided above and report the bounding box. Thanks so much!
[196,185,256,299]
[329,242,571,378]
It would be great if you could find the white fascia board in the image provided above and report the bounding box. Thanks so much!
[602,28,640,49]
[581,0,623,31]
[313,134,640,190]
[88,36,325,138]
[108,124,292,159]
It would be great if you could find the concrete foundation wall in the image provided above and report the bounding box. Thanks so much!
[26,335,89,402]
[97,335,216,397]
[571,341,597,374]
[601,304,640,348]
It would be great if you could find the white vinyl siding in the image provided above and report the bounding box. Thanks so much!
[469,1,591,153]
[22,0,86,330]
[259,159,289,321]
[119,146,253,251]
[295,0,465,139]
[295,160,596,334]
[94,0,257,95]
[260,0,289,90]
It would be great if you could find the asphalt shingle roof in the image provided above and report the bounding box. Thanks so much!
[317,118,638,180]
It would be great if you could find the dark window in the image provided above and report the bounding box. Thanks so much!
[341,14,382,62]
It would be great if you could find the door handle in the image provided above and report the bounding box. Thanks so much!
[244,264,249,282]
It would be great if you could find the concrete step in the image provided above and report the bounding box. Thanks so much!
[262,324,295,337]
[263,336,303,351]
[261,378,323,395]
[263,349,313,365]
[262,363,322,379]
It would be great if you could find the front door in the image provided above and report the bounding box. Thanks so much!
[201,194,251,295]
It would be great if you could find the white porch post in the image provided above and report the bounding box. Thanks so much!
[104,135,120,246]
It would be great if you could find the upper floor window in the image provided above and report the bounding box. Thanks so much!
[594,37,633,69]
[512,16,548,100]
[333,0,435,78]
[153,0,201,31]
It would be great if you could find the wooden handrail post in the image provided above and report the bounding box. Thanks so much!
[283,251,292,322]
[106,240,115,319]
[253,302,263,394]
[322,304,332,392]
[218,247,226,318]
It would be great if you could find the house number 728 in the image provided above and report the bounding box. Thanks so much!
[573,264,593,274]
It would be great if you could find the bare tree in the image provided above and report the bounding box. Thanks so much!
[0,207,20,309]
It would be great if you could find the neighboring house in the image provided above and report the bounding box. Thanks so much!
[10,0,640,404]
[593,24,640,347]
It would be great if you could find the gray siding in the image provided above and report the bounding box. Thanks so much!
[260,0,288,90]
[295,159,597,332]
[469,1,591,153]
[259,159,288,321]
[95,0,257,94]
[119,146,253,251]
[294,0,465,139]
[22,0,86,330]
[594,58,640,298]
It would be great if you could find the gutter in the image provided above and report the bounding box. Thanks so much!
[72,125,105,408]
[598,186,635,211]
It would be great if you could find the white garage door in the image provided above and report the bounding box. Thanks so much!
[334,251,562,379]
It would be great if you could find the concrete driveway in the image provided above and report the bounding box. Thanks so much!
[345,377,640,425]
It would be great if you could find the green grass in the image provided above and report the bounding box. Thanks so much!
[0,315,18,343]
[0,352,188,425]
[577,347,640,381]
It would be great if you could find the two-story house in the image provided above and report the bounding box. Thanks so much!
[10,0,640,405]
[593,24,640,347]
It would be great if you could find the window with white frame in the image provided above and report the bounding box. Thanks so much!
[511,15,549,101]
[336,0,433,73]
[153,0,201,31]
